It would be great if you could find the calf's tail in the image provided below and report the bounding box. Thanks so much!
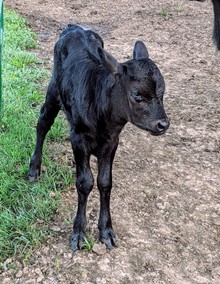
[212,0,220,50]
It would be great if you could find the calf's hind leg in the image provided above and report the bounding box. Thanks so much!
[71,133,94,251]
[28,82,61,182]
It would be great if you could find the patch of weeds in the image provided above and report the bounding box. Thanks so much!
[22,250,32,266]
[161,5,183,18]
[81,235,95,252]
[176,4,183,14]
[64,216,73,225]
[161,8,169,18]
[55,258,61,270]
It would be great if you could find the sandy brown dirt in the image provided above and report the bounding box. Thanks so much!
[1,0,220,283]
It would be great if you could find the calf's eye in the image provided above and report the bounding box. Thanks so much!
[131,92,142,102]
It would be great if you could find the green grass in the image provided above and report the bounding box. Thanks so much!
[0,8,72,262]
[160,5,183,18]
[161,8,169,18]
[81,235,95,252]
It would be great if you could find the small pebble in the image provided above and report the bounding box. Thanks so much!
[92,243,107,255]
[49,191,56,198]
[37,276,44,283]
[50,225,61,232]
[16,270,23,278]
[2,278,11,284]
[35,268,43,276]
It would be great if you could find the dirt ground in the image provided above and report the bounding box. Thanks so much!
[2,0,220,283]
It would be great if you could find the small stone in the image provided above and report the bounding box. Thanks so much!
[156,202,166,210]
[37,276,44,283]
[41,166,47,173]
[50,225,61,232]
[92,243,107,255]
[5,269,14,276]
[49,191,56,198]
[23,267,29,275]
[5,258,13,265]
[64,253,73,259]
[2,278,11,284]
[35,268,43,276]
[16,270,23,278]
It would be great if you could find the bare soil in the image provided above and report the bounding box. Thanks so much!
[2,0,220,283]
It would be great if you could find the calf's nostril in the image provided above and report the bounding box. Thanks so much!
[157,119,169,132]
[157,123,165,131]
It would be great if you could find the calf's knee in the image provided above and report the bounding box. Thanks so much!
[97,175,112,193]
[76,172,94,195]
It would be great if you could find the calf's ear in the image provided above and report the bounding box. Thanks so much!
[133,41,149,59]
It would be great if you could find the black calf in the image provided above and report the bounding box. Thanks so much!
[28,24,169,250]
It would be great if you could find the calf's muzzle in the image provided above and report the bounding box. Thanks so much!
[149,118,169,136]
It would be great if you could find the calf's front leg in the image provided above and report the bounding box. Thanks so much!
[97,141,118,249]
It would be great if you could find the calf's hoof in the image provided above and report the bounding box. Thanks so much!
[28,167,41,182]
[28,158,41,182]
[100,228,117,249]
[71,232,86,251]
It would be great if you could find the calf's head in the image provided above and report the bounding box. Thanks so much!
[122,41,169,136]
